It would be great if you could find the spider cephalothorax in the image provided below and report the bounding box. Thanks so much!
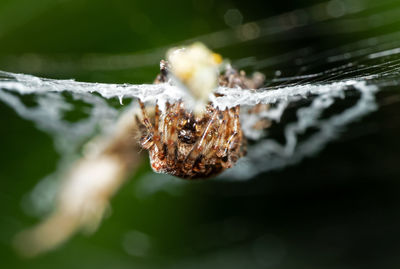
[137,101,244,179]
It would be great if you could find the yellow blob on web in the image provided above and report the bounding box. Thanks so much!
[167,42,222,108]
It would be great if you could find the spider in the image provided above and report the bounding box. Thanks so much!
[13,43,266,257]
[137,46,265,179]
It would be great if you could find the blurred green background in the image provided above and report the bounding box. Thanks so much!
[0,0,279,82]
[1,0,400,268]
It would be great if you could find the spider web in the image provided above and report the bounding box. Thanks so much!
[0,0,400,201]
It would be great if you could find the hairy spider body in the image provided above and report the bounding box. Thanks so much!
[137,47,265,179]
[137,101,244,179]
[137,43,265,179]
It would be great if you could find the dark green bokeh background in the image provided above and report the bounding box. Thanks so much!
[1,0,400,268]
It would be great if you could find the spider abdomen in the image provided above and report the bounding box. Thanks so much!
[137,102,244,179]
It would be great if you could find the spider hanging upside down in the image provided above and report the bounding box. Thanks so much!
[14,43,265,256]
[138,65,263,178]
[138,45,264,179]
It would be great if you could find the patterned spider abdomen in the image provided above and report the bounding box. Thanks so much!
[137,101,245,179]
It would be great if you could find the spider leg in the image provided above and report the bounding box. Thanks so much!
[221,106,241,168]
[139,100,167,154]
[135,114,152,150]
[160,102,177,165]
[186,110,218,165]
[138,100,154,131]
[152,103,164,153]
[205,110,226,160]
[161,102,171,148]
[166,102,180,158]
[139,100,163,151]
[214,109,229,158]
[225,106,241,153]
